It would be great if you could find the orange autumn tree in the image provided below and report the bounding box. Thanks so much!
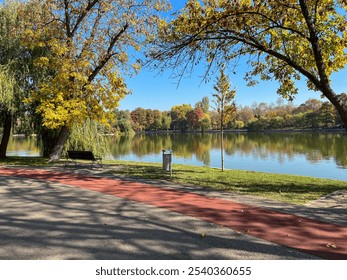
[23,0,170,161]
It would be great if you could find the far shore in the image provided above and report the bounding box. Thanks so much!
[8,127,346,138]
[136,127,346,135]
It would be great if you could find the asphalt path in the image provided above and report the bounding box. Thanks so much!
[0,167,346,260]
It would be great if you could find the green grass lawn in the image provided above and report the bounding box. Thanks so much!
[109,160,347,204]
[1,156,346,205]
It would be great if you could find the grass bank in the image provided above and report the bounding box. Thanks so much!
[1,157,346,204]
[109,160,346,204]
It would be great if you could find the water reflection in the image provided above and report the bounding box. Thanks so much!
[109,132,347,180]
[7,136,40,157]
[7,132,347,180]
[110,132,347,167]
[110,133,214,165]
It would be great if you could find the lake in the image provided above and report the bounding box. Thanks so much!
[7,132,347,181]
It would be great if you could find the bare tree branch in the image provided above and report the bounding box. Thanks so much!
[87,23,129,83]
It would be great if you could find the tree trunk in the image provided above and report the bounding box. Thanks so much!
[322,89,347,131]
[48,125,71,162]
[333,100,347,131]
[40,126,60,158]
[0,110,12,159]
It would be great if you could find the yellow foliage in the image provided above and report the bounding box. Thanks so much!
[34,57,50,67]
[21,0,170,130]
[157,0,347,99]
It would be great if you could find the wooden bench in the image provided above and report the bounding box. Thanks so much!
[65,150,102,169]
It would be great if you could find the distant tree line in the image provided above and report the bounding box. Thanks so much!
[109,95,347,134]
[7,95,346,136]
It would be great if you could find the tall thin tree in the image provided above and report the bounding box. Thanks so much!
[212,69,236,171]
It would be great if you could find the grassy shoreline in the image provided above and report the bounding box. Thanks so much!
[109,160,346,205]
[1,156,346,205]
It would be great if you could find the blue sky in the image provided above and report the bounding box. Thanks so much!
[121,61,347,111]
[119,1,347,111]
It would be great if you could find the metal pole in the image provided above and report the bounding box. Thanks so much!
[169,149,172,178]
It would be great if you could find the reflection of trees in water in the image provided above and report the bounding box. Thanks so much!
[8,137,40,155]
[110,133,212,165]
[110,134,173,158]
[173,133,212,165]
[108,132,347,168]
[222,133,347,168]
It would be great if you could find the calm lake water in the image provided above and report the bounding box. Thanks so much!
[7,132,347,181]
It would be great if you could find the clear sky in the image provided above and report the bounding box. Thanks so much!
[119,1,347,111]
[120,60,347,111]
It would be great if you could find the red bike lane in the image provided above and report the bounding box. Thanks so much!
[1,167,346,259]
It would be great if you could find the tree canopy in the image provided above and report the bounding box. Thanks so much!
[0,0,24,115]
[151,0,347,129]
[212,68,237,131]
[18,0,170,160]
[23,0,170,130]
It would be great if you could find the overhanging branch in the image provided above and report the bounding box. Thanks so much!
[87,23,129,83]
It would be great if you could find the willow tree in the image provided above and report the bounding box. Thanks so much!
[0,67,15,158]
[23,0,170,161]
[212,68,236,171]
[151,0,347,130]
[0,2,18,159]
[0,1,34,159]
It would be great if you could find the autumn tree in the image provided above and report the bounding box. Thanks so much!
[295,99,322,113]
[236,106,254,126]
[195,96,210,114]
[212,68,236,171]
[187,107,205,131]
[23,0,170,161]
[113,109,133,134]
[320,102,336,128]
[152,0,347,130]
[131,107,148,132]
[170,104,192,131]
[150,110,163,130]
[161,111,172,131]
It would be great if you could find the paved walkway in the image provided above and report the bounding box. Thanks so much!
[0,166,346,260]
